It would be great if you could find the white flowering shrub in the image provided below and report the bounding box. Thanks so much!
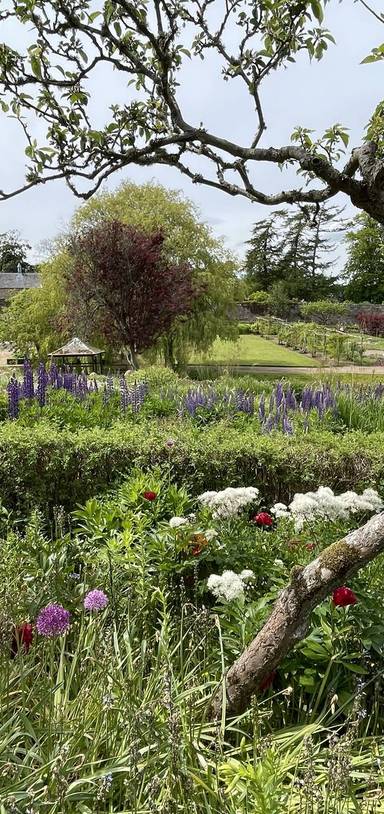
[271,486,383,531]
[198,487,259,519]
[207,569,254,602]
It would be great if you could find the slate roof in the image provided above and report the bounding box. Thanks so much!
[0,272,40,290]
[49,337,103,356]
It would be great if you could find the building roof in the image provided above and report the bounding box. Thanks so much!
[49,337,103,357]
[0,272,40,290]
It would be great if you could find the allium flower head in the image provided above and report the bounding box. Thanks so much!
[84,589,109,611]
[166,438,176,449]
[332,586,357,607]
[36,604,71,637]
[143,490,157,501]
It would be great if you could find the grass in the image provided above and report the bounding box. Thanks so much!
[191,335,321,367]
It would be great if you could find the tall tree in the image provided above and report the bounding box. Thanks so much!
[0,2,384,222]
[344,214,384,303]
[0,231,34,274]
[245,204,345,300]
[65,220,198,367]
[70,182,238,367]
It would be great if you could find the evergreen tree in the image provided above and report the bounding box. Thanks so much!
[344,215,384,303]
[0,231,35,274]
[245,204,346,300]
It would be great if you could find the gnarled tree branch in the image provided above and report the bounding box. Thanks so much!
[212,511,384,718]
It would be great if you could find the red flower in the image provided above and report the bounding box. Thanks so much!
[332,586,357,607]
[143,491,157,501]
[253,512,273,527]
[259,670,276,692]
[192,545,202,556]
[306,543,315,552]
[11,623,33,657]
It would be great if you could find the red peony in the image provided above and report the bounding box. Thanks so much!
[306,543,315,552]
[259,670,276,692]
[11,623,33,657]
[253,512,273,527]
[143,490,157,501]
[332,586,357,607]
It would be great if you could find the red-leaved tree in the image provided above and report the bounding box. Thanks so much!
[66,220,198,367]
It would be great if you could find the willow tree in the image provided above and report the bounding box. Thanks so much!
[0,2,384,222]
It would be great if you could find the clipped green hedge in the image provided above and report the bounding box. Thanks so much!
[1,421,384,514]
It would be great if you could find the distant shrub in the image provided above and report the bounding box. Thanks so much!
[246,291,272,305]
[356,310,384,336]
[300,300,348,325]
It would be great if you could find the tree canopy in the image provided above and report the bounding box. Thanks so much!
[0,231,35,274]
[245,204,345,300]
[344,214,384,304]
[0,1,384,222]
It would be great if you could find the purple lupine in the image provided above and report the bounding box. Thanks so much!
[258,393,266,422]
[119,375,129,411]
[49,363,58,387]
[275,381,284,409]
[282,414,294,435]
[23,359,34,399]
[286,387,297,411]
[7,376,20,419]
[37,361,48,407]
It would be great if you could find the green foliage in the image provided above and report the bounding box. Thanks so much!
[1,469,384,811]
[300,300,349,325]
[344,214,384,303]
[69,181,239,366]
[1,418,384,516]
[0,230,34,274]
[245,205,345,301]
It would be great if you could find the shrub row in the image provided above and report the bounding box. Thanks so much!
[1,421,384,515]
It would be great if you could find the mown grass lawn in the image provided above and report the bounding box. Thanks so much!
[191,334,321,367]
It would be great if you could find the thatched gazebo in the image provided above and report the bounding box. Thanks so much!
[49,337,104,373]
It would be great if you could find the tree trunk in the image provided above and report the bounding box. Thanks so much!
[212,512,384,718]
[123,345,139,369]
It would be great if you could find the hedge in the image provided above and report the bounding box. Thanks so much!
[1,421,384,515]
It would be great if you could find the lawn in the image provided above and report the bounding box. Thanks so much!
[191,334,321,366]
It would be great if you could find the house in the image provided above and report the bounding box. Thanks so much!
[0,269,41,307]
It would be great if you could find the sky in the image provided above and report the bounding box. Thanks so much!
[0,0,382,267]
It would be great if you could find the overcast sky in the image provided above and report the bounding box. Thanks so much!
[0,0,382,265]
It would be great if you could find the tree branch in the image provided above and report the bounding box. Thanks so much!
[212,511,384,718]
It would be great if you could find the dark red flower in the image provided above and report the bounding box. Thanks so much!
[11,623,33,657]
[253,512,273,527]
[332,586,357,607]
[259,670,276,692]
[192,545,202,556]
[306,543,315,552]
[143,491,157,501]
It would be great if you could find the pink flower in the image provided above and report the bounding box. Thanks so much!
[332,586,357,607]
[306,543,315,552]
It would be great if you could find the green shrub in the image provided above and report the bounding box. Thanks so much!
[1,421,384,514]
[300,300,349,325]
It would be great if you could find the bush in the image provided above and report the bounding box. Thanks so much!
[356,310,384,336]
[1,421,384,514]
[300,300,348,325]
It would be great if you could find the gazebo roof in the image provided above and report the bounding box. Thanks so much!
[49,337,103,357]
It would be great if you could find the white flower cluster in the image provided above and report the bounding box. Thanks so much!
[207,569,254,602]
[169,516,189,528]
[198,487,259,519]
[271,487,383,531]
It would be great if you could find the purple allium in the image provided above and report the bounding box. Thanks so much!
[36,604,71,637]
[84,589,109,612]
[166,437,176,449]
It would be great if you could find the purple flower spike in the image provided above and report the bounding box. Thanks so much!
[84,589,109,612]
[36,603,71,637]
